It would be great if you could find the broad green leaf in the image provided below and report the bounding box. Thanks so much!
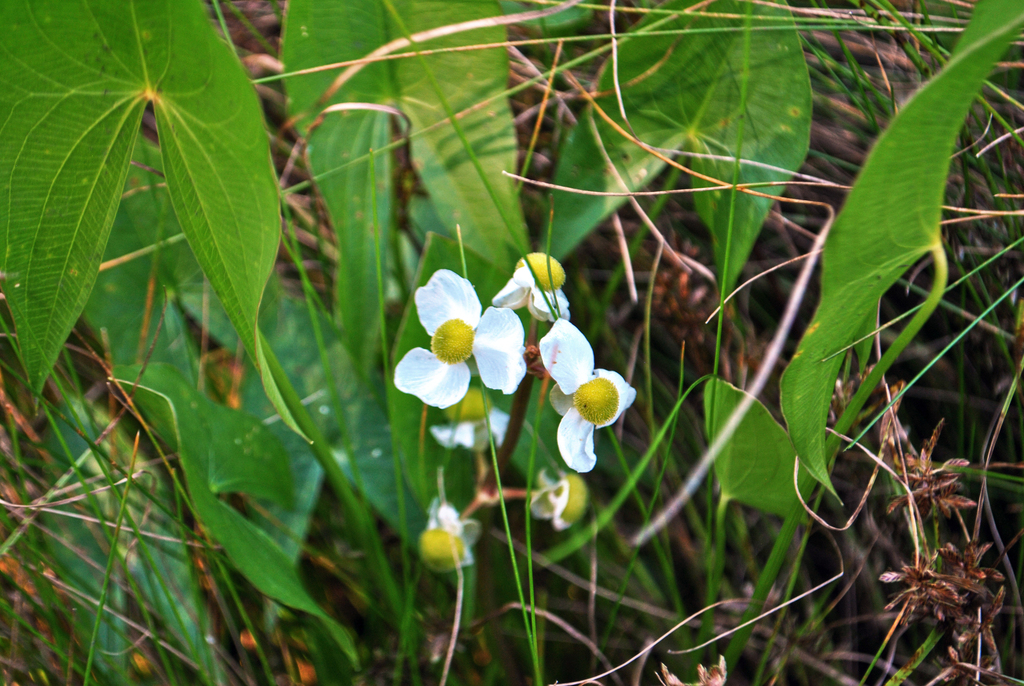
[705,379,808,515]
[204,409,295,508]
[307,621,356,686]
[282,1,394,373]
[117,363,359,669]
[500,1,592,36]
[780,0,1024,490]
[85,137,200,375]
[312,113,391,378]
[0,0,298,439]
[282,0,527,270]
[550,0,810,294]
[0,1,146,392]
[388,233,515,505]
[243,295,425,545]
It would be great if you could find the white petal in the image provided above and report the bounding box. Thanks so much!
[530,487,559,520]
[527,287,570,322]
[415,269,481,334]
[394,348,470,408]
[473,308,526,394]
[487,408,510,447]
[557,408,597,473]
[436,502,462,531]
[549,383,574,417]
[491,278,530,309]
[460,519,481,547]
[536,469,558,489]
[551,478,571,518]
[551,512,573,532]
[539,319,594,394]
[426,497,443,528]
[593,369,637,428]
[430,421,477,450]
[511,264,536,288]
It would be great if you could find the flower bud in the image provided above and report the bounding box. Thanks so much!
[419,528,466,572]
[559,473,589,526]
[516,253,566,291]
[530,470,589,530]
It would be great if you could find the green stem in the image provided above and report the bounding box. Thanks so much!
[723,505,801,668]
[82,451,139,686]
[482,390,544,686]
[260,337,403,615]
[883,627,943,686]
[698,496,730,652]
[725,244,948,668]
[831,244,948,449]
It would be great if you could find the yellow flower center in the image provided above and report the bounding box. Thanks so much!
[444,388,487,422]
[431,318,474,365]
[516,253,566,291]
[560,474,589,526]
[573,377,619,425]
[419,528,465,572]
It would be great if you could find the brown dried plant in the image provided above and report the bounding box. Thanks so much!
[880,419,1007,677]
[887,420,977,519]
[659,657,727,686]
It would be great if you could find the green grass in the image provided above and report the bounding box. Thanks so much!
[1,1,1023,685]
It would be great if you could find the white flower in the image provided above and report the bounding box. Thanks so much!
[530,470,589,530]
[395,269,527,408]
[539,319,636,472]
[418,498,481,572]
[492,253,570,322]
[430,388,510,452]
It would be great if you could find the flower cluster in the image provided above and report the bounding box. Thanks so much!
[395,254,636,568]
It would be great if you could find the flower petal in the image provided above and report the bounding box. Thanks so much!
[527,287,570,322]
[460,519,481,547]
[549,383,574,416]
[491,278,530,309]
[426,497,443,529]
[430,421,477,450]
[436,501,463,532]
[473,307,526,394]
[394,348,470,408]
[511,264,536,288]
[593,369,637,428]
[539,319,594,394]
[557,408,597,473]
[487,408,510,447]
[531,491,558,520]
[415,269,481,334]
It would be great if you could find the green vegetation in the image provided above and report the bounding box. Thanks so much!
[0,1,1022,684]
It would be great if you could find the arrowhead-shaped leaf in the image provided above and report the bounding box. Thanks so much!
[551,0,810,295]
[117,363,357,669]
[0,0,306,437]
[705,378,809,515]
[282,0,526,273]
[780,0,1024,491]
